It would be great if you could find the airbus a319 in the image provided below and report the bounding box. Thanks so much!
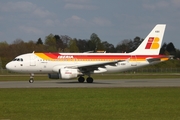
[6,24,169,83]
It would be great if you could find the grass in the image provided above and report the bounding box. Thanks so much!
[0,88,180,120]
[0,73,180,81]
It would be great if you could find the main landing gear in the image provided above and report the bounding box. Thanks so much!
[29,73,34,83]
[78,76,94,83]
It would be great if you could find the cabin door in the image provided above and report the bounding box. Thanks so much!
[30,55,36,66]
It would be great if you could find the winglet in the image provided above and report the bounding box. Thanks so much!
[132,24,166,55]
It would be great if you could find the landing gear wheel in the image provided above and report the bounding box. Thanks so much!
[29,78,34,83]
[86,77,93,83]
[78,77,85,83]
[29,73,34,83]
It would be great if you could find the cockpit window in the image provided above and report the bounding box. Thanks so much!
[13,58,17,61]
[13,58,23,61]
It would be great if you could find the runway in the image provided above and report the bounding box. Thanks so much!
[0,78,180,88]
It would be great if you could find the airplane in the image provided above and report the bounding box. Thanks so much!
[6,24,169,83]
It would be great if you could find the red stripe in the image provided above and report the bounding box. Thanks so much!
[38,53,166,60]
[44,53,60,59]
[145,43,152,49]
[145,37,155,49]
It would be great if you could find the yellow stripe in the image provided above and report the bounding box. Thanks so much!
[35,53,53,60]
[161,58,169,61]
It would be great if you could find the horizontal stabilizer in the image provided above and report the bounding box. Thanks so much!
[146,58,161,63]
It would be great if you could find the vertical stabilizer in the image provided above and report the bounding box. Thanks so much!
[132,24,166,55]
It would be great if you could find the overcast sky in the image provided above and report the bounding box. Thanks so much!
[0,0,180,48]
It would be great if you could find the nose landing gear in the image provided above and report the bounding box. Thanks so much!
[29,73,34,83]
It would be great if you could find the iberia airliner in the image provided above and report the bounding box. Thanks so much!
[6,24,169,83]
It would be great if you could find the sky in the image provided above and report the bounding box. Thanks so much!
[0,0,180,48]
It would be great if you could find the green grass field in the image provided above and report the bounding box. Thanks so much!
[0,73,180,81]
[0,88,180,120]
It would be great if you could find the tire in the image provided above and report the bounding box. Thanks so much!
[78,77,85,83]
[86,77,93,83]
[29,79,34,83]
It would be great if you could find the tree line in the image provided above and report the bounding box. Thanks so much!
[0,33,179,69]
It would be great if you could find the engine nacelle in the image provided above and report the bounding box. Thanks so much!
[48,73,59,79]
[48,68,82,79]
[59,68,81,79]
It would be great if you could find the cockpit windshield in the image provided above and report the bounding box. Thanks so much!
[13,58,23,61]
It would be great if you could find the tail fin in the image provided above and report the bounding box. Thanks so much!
[132,24,166,55]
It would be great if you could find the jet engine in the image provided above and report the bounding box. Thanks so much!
[48,68,82,79]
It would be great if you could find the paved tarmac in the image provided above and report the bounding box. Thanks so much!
[0,78,180,88]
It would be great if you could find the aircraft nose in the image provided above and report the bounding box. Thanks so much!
[6,62,14,71]
[6,62,11,70]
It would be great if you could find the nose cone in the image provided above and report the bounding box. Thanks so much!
[6,62,14,71]
[6,62,11,70]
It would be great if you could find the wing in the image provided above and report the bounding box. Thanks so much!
[65,60,126,74]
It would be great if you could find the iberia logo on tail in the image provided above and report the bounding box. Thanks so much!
[145,37,160,49]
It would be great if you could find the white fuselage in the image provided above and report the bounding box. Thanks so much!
[6,53,156,74]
